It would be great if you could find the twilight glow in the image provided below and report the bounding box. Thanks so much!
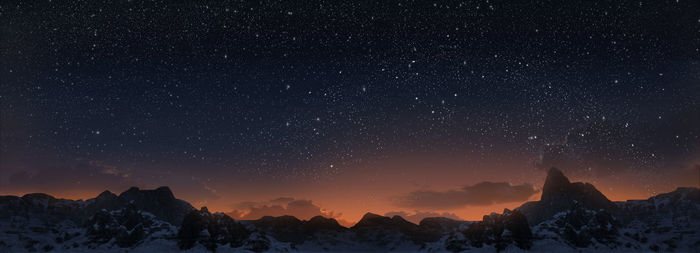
[2,1,699,228]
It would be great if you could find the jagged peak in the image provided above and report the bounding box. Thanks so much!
[98,190,113,195]
[154,186,175,199]
[307,215,345,229]
[118,186,175,200]
[519,167,616,225]
[650,187,700,202]
[541,167,573,201]
[352,212,422,231]
[155,186,172,193]
[119,187,140,197]
[672,186,700,192]
[391,215,410,223]
[540,167,612,204]
[352,213,389,229]
[545,167,570,186]
[96,190,116,199]
[359,212,384,220]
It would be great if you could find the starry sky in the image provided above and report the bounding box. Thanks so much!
[1,1,699,223]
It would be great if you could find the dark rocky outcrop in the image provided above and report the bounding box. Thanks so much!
[85,203,171,248]
[0,186,194,227]
[2,173,699,252]
[307,215,346,231]
[0,193,84,223]
[86,190,121,212]
[618,187,700,222]
[535,205,619,248]
[115,186,194,226]
[352,213,418,231]
[352,213,443,243]
[446,209,532,252]
[518,167,616,225]
[251,215,346,245]
[418,217,465,234]
[177,207,251,251]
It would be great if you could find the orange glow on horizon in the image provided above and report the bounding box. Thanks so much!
[2,170,690,226]
[2,152,696,226]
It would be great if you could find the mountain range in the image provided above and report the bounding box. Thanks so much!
[1,168,698,252]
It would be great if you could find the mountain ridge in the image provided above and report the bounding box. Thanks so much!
[517,167,618,225]
[1,168,699,252]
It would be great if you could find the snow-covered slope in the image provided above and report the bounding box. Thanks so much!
[1,169,698,252]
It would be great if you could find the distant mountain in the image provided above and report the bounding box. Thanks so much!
[516,168,700,251]
[518,167,617,225]
[0,186,194,226]
[115,186,194,225]
[0,186,193,252]
[1,169,699,252]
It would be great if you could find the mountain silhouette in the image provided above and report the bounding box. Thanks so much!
[518,167,616,225]
[116,186,194,225]
[1,169,699,252]
[248,215,347,245]
[352,212,419,230]
[81,186,195,226]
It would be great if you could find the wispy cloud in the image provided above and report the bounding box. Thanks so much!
[394,181,539,209]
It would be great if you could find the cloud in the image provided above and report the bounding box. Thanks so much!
[227,197,342,222]
[394,182,539,210]
[235,197,296,210]
[384,211,462,224]
[270,197,295,204]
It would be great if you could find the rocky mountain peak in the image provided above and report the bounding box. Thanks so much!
[96,190,117,200]
[306,216,346,231]
[541,167,571,201]
[518,168,616,225]
[360,212,383,220]
[352,213,391,229]
[352,212,420,232]
[154,186,176,199]
[391,215,409,223]
[118,186,175,201]
[539,167,613,206]
[89,186,194,226]
[120,187,140,196]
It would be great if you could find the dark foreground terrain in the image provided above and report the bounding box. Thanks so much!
[1,168,699,252]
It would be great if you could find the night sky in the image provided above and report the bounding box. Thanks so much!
[1,1,699,223]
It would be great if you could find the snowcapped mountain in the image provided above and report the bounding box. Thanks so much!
[520,169,700,252]
[1,169,698,252]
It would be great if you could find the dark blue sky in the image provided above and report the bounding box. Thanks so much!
[1,1,699,214]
